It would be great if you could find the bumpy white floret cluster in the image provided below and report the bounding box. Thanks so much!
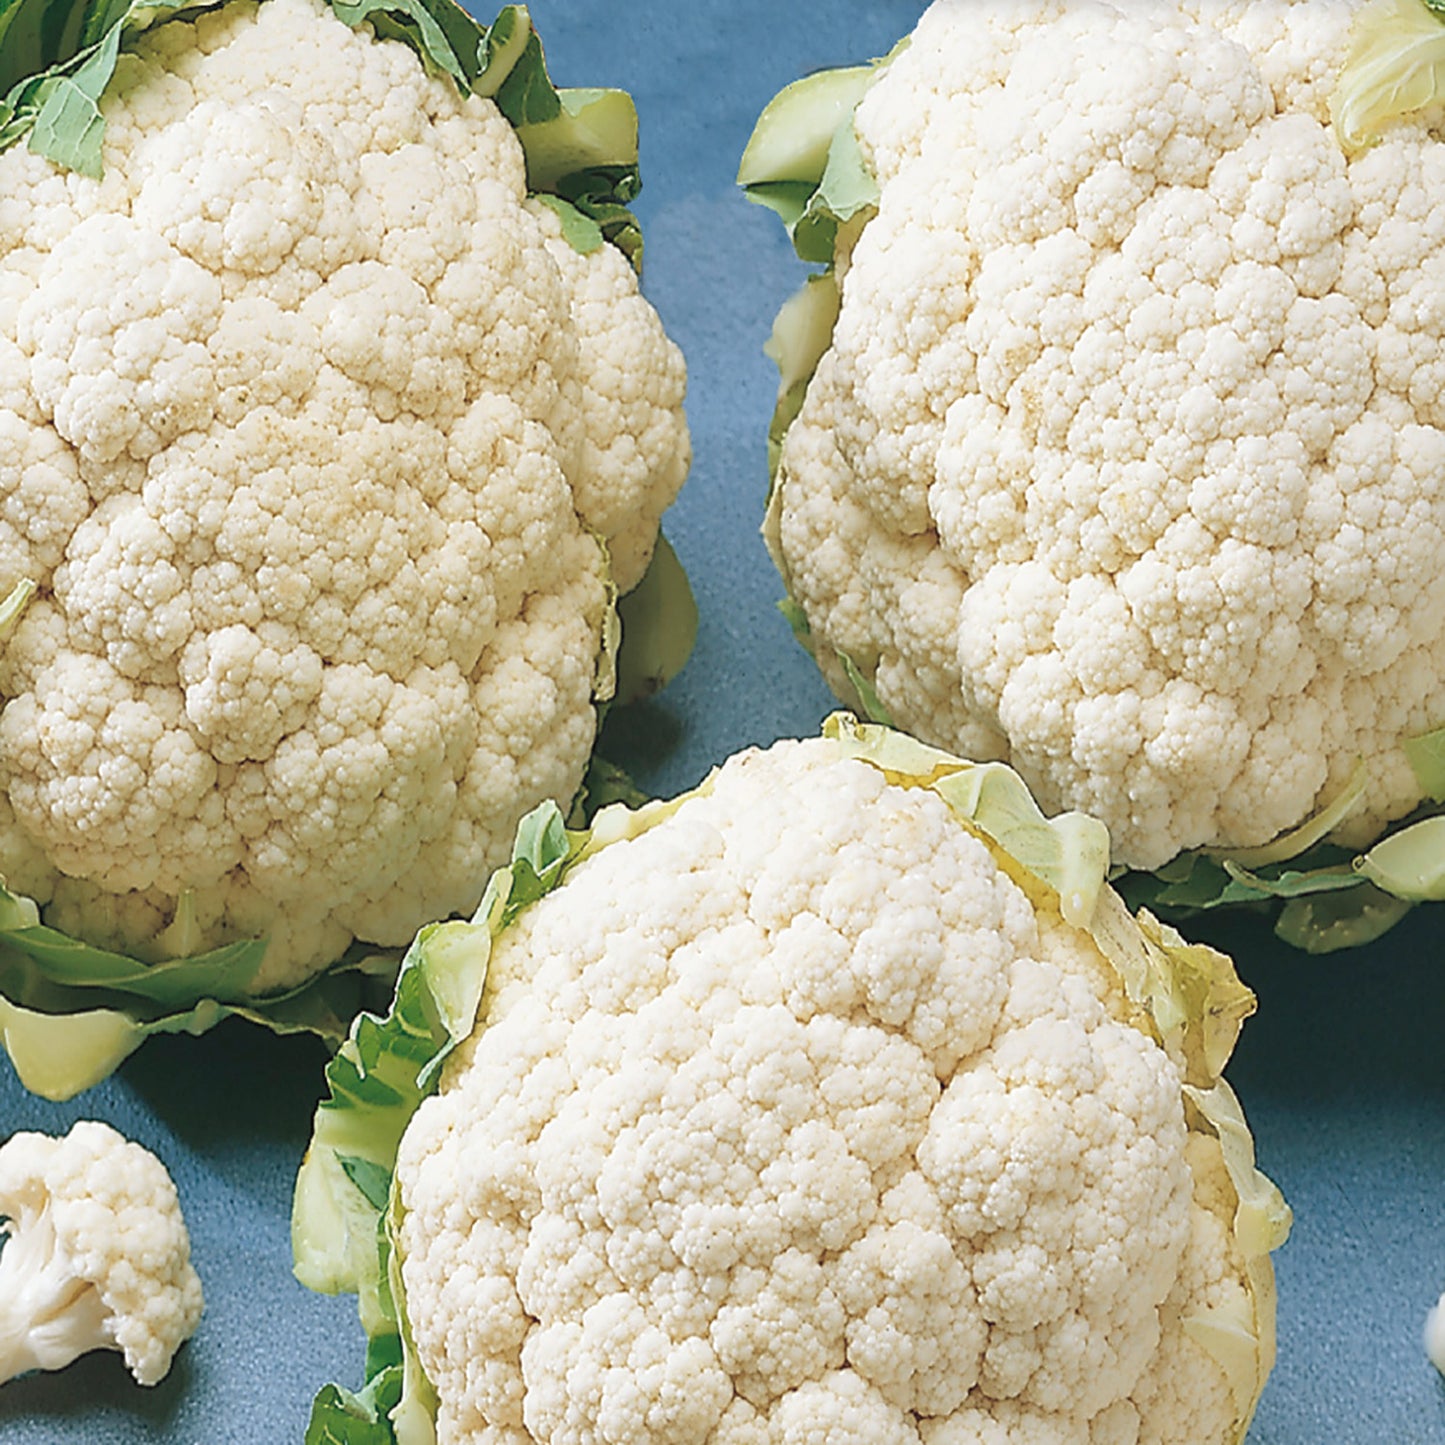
[396,740,1258,1443]
[771,0,1445,868]
[0,0,689,987]
[0,1119,203,1386]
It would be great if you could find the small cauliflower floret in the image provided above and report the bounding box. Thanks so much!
[0,0,690,991]
[764,0,1445,870]
[393,736,1280,1444]
[1425,1290,1445,1378]
[0,1119,203,1386]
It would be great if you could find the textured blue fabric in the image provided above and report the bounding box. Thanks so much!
[2,3,1444,1442]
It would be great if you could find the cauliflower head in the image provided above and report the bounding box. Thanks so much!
[0,0,690,992]
[756,0,1445,872]
[0,1118,204,1386]
[356,722,1288,1445]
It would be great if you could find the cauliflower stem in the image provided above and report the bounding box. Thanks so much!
[0,1193,114,1382]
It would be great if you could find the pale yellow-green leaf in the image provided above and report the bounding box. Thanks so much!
[1331,0,1445,153]
[1404,721,1445,801]
[1356,814,1445,900]
[0,995,144,1100]
[1184,1079,1293,1441]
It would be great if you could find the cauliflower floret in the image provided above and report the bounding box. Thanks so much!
[1424,1289,1445,1377]
[0,0,689,989]
[0,1119,203,1386]
[394,738,1272,1444]
[768,0,1445,869]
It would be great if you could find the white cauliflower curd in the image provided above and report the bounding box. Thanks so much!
[0,0,690,999]
[299,720,1288,1445]
[751,0,1445,874]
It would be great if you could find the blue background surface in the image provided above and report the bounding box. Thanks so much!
[2,2,1444,1441]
